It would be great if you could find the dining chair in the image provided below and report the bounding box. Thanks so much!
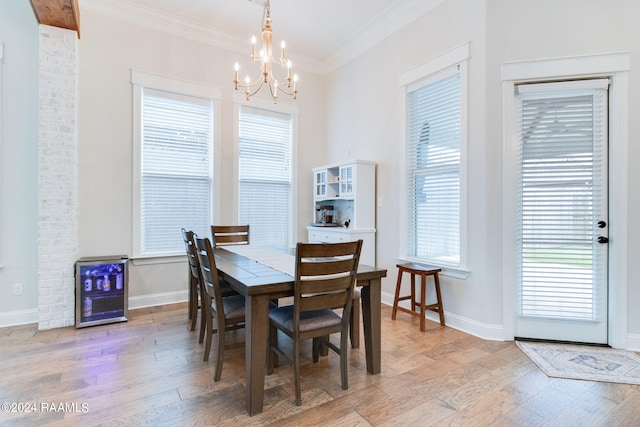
[181,228,204,337]
[194,236,246,381]
[268,240,363,406]
[211,225,250,247]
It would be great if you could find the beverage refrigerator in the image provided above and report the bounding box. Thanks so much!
[75,256,128,328]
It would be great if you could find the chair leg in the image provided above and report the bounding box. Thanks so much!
[312,337,321,363]
[203,309,213,362]
[350,298,360,348]
[268,323,278,374]
[188,271,194,321]
[214,318,226,382]
[190,277,198,331]
[293,337,302,406]
[198,303,206,344]
[340,330,349,390]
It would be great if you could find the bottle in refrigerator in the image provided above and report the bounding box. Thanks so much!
[115,267,123,290]
[83,271,92,292]
[83,297,92,317]
[103,275,111,292]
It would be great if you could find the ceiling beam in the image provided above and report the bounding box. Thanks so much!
[29,0,81,38]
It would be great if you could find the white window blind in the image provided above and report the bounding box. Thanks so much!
[406,67,461,266]
[238,106,292,247]
[516,79,608,320]
[141,88,213,255]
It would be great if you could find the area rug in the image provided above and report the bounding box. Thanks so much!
[516,340,640,385]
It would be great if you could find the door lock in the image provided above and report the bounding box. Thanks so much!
[597,236,609,244]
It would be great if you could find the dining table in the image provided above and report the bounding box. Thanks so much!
[212,245,387,416]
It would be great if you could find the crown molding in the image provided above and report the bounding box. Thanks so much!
[323,0,446,73]
[80,0,442,75]
[80,0,326,72]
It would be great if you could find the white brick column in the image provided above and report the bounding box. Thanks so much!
[37,25,78,329]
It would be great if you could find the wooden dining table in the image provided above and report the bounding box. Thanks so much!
[212,245,387,416]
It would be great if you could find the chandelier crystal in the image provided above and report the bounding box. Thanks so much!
[234,0,298,103]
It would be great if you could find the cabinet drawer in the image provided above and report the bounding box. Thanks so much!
[308,229,349,243]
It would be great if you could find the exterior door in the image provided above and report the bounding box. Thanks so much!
[514,79,609,344]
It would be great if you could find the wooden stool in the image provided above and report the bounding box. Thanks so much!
[391,263,445,331]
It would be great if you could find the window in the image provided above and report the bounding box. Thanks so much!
[132,71,220,257]
[237,105,294,247]
[400,44,468,270]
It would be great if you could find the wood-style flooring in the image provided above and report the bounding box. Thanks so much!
[1,303,639,426]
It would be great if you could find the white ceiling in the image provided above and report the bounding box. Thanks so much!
[80,0,445,73]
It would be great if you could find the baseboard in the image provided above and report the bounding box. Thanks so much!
[381,291,507,342]
[627,334,640,352]
[128,290,188,310]
[382,291,640,348]
[0,308,38,328]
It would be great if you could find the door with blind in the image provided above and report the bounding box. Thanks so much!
[514,79,609,344]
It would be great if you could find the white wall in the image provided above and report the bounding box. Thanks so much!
[77,10,327,304]
[0,2,39,325]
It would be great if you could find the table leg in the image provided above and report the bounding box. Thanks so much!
[360,278,381,374]
[245,294,270,416]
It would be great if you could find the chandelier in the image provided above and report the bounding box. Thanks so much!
[234,0,298,103]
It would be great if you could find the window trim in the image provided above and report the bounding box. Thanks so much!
[131,70,221,259]
[232,93,299,248]
[398,43,470,278]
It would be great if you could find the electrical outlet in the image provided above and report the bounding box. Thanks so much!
[13,283,23,296]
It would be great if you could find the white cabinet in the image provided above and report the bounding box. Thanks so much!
[308,160,376,266]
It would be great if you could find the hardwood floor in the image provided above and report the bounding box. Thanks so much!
[1,303,639,426]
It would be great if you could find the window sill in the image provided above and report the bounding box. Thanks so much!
[130,254,186,266]
[396,257,470,279]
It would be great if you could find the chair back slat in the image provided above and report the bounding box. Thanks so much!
[298,258,357,277]
[299,275,353,295]
[298,241,361,258]
[211,225,250,247]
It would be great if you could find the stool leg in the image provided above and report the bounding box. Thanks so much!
[392,268,404,320]
[434,273,445,326]
[410,274,416,313]
[420,274,426,332]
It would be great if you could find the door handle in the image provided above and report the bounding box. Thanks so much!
[597,236,609,244]
[598,221,607,228]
